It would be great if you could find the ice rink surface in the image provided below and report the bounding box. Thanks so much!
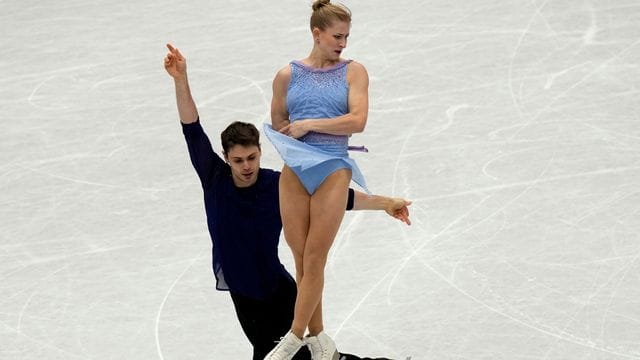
[2,0,640,359]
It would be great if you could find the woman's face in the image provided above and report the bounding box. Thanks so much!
[315,21,350,60]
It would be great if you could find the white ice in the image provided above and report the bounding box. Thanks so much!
[1,0,640,359]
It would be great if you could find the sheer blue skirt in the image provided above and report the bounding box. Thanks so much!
[263,124,369,195]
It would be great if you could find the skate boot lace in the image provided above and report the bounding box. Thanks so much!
[266,334,302,360]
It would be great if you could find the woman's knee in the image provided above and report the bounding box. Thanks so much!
[302,247,329,274]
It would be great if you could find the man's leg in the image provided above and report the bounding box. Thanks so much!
[263,275,312,360]
[231,285,311,360]
[230,292,264,360]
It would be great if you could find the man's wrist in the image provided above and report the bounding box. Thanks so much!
[173,74,188,85]
[380,196,393,211]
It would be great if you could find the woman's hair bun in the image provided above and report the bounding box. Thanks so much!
[312,0,331,12]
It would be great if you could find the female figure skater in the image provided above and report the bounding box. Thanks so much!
[263,1,370,359]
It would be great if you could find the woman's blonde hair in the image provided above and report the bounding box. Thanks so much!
[310,0,352,31]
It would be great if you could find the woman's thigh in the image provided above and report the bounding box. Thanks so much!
[304,168,351,261]
[279,166,311,259]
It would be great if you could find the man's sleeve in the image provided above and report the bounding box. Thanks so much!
[346,188,355,211]
[182,118,226,188]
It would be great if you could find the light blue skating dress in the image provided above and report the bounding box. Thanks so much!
[264,60,369,195]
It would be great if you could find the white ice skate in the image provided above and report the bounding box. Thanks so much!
[264,331,304,360]
[304,331,339,360]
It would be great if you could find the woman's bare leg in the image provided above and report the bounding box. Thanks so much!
[308,299,323,336]
[279,166,311,338]
[292,169,351,337]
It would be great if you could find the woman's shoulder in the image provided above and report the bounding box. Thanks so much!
[273,63,292,81]
[346,60,368,82]
[346,60,367,72]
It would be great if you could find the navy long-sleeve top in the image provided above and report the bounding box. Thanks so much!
[182,119,354,300]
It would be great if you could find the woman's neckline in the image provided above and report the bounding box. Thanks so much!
[291,59,351,72]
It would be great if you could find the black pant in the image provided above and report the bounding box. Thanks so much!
[230,275,311,360]
[230,275,393,360]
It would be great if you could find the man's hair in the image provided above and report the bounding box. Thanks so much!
[220,121,261,154]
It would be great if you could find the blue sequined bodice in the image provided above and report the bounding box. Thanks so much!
[287,60,351,153]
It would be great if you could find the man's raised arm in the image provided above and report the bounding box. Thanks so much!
[164,43,198,124]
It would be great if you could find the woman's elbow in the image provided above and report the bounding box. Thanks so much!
[271,115,289,131]
[352,116,367,133]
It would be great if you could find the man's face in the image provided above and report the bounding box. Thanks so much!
[224,145,261,187]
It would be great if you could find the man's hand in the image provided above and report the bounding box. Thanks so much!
[164,43,187,80]
[352,191,412,226]
[384,198,412,225]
